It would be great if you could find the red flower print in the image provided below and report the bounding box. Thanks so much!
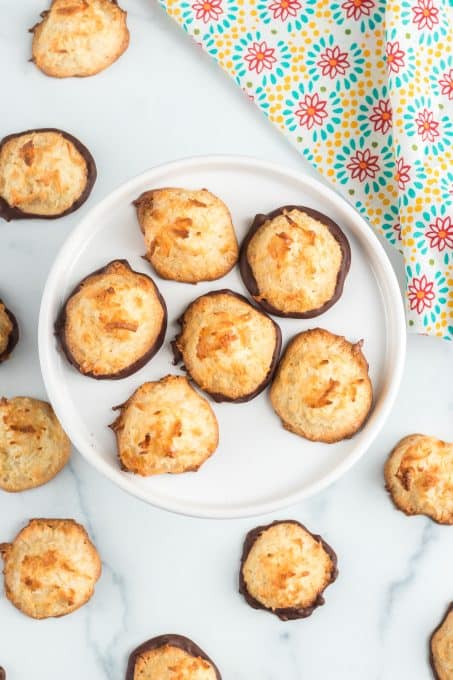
[412,0,439,30]
[268,0,302,21]
[393,222,402,241]
[295,93,328,130]
[317,46,350,78]
[386,41,405,74]
[439,69,453,101]
[192,0,223,22]
[425,216,453,251]
[341,0,375,20]
[415,108,439,142]
[244,41,277,74]
[346,148,380,182]
[408,275,435,314]
[395,157,411,190]
[369,99,392,134]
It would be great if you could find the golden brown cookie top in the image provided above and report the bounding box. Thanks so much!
[240,206,350,317]
[385,434,453,525]
[270,328,372,443]
[31,0,129,78]
[56,259,167,379]
[0,397,71,492]
[0,301,18,362]
[136,188,239,283]
[111,375,219,476]
[173,290,281,402]
[430,603,453,680]
[127,635,221,680]
[0,129,96,220]
[0,518,101,619]
[239,520,338,620]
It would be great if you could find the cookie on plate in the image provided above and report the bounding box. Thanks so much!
[270,328,372,443]
[0,518,101,619]
[111,375,219,476]
[172,289,281,402]
[31,0,129,78]
[385,434,453,525]
[56,259,167,379]
[135,188,239,283]
[430,603,453,680]
[240,206,351,317]
[0,299,19,363]
[0,397,71,492]
[0,129,96,221]
[239,520,338,621]
[0,666,4,680]
[126,634,222,680]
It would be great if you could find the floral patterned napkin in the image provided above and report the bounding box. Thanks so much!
[159,0,453,339]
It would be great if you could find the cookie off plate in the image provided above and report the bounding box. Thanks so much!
[39,155,405,518]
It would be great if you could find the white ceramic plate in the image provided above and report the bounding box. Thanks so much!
[39,156,406,519]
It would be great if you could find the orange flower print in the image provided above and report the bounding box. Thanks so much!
[244,41,277,74]
[192,0,223,21]
[268,0,302,21]
[346,148,380,181]
[317,46,350,78]
[407,275,436,313]
[412,0,439,30]
[295,93,328,129]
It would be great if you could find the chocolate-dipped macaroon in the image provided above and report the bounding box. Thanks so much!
[239,520,338,621]
[0,129,96,220]
[430,603,453,680]
[240,205,351,318]
[31,0,129,78]
[126,634,222,679]
[270,328,372,443]
[111,375,219,476]
[56,259,167,379]
[0,299,18,363]
[172,289,281,402]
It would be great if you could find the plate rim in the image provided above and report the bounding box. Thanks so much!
[38,154,406,519]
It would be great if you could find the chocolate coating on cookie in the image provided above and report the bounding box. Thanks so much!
[0,666,5,680]
[126,634,222,680]
[0,300,19,363]
[240,205,351,318]
[172,289,281,402]
[430,603,453,680]
[385,434,453,525]
[31,0,129,78]
[0,128,96,220]
[56,259,167,380]
[239,520,338,621]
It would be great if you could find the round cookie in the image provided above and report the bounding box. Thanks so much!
[385,434,453,525]
[0,397,71,492]
[240,206,351,318]
[0,518,101,619]
[56,259,167,380]
[135,188,239,283]
[0,129,96,220]
[31,0,129,78]
[172,289,281,402]
[239,520,338,621]
[0,299,19,363]
[0,667,4,680]
[270,328,372,443]
[111,375,219,476]
[430,603,453,680]
[126,634,222,680]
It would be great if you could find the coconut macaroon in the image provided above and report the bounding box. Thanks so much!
[56,260,167,380]
[270,328,372,443]
[384,434,453,525]
[430,603,453,680]
[173,290,281,402]
[135,188,239,283]
[240,206,351,318]
[111,375,219,476]
[126,634,222,680]
[239,520,338,621]
[0,397,71,492]
[31,0,129,78]
[0,300,19,363]
[0,519,101,619]
[0,129,96,220]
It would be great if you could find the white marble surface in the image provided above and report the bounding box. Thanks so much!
[0,1,452,678]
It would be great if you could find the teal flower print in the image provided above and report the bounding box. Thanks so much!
[334,138,394,195]
[306,35,365,91]
[257,0,315,31]
[331,0,385,31]
[180,0,238,32]
[429,56,453,100]
[403,97,453,156]
[385,29,416,87]
[440,171,453,206]
[282,82,342,143]
[382,203,401,247]
[230,31,291,86]
[401,0,449,45]
[414,204,453,265]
